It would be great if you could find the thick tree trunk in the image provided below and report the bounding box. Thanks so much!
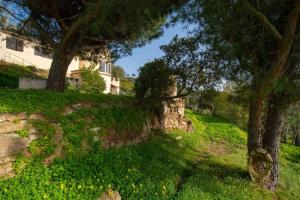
[247,96,264,153]
[262,94,285,191]
[46,47,76,92]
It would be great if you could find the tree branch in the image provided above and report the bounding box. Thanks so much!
[30,19,56,47]
[0,6,26,22]
[244,0,282,42]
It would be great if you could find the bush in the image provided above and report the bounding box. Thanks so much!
[0,72,18,88]
[134,59,174,100]
[79,64,106,94]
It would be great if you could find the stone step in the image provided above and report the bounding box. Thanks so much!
[0,134,29,158]
[0,120,26,134]
[0,113,27,122]
[0,156,16,165]
[0,162,13,177]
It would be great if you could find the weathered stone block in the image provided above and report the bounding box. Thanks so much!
[0,156,16,165]
[4,113,27,122]
[0,120,26,134]
[0,134,29,158]
[0,162,13,177]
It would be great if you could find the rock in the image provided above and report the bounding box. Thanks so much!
[29,134,39,141]
[93,136,100,142]
[0,156,16,165]
[4,113,27,122]
[99,190,121,200]
[28,127,38,135]
[176,136,182,140]
[72,103,82,109]
[0,134,30,158]
[28,113,46,120]
[0,120,26,134]
[0,162,13,177]
[160,98,187,131]
[90,127,101,132]
[0,114,6,123]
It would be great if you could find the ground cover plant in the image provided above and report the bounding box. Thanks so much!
[0,62,45,89]
[0,90,299,199]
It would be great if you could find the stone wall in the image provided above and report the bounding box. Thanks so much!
[0,113,40,178]
[19,76,47,90]
[159,98,193,132]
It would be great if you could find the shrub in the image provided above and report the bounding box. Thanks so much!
[0,72,18,88]
[79,64,106,94]
[134,59,174,100]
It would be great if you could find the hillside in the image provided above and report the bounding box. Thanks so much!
[0,89,299,200]
[0,62,47,89]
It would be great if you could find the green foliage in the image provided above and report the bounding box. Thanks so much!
[0,89,131,116]
[0,72,18,88]
[111,65,125,78]
[79,65,106,94]
[120,77,135,96]
[0,90,299,199]
[0,62,44,89]
[16,129,29,138]
[214,92,249,130]
[111,65,135,96]
[135,59,174,100]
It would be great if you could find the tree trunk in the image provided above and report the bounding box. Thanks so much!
[295,129,300,147]
[262,94,285,191]
[247,96,264,153]
[46,47,76,92]
[281,124,288,143]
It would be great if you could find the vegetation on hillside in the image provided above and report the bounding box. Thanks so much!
[79,65,106,94]
[0,62,46,89]
[0,90,299,199]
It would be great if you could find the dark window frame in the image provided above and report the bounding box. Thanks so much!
[6,36,24,52]
[34,46,53,59]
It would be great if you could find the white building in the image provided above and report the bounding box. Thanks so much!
[0,32,120,94]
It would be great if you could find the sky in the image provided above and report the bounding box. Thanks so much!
[114,23,193,76]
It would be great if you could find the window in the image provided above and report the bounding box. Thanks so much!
[99,61,112,74]
[34,47,52,59]
[6,36,24,52]
[107,63,111,74]
[100,61,106,72]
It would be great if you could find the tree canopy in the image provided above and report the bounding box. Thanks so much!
[0,0,187,91]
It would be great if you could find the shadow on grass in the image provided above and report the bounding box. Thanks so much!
[0,131,256,200]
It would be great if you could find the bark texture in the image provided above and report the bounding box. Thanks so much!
[46,47,76,91]
[262,94,285,191]
[247,97,264,153]
[294,129,300,147]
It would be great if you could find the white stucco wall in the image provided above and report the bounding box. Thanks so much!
[0,33,79,75]
[100,72,112,94]
[0,32,120,94]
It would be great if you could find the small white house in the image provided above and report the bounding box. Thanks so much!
[0,31,120,94]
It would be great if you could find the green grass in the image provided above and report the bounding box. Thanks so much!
[0,90,299,199]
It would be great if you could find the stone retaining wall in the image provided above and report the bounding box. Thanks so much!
[0,113,40,178]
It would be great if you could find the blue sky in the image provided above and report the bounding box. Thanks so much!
[114,23,193,76]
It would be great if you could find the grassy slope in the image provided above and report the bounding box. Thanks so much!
[0,89,299,200]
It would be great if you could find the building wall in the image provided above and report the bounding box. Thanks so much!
[0,33,79,76]
[99,72,111,94]
[0,32,119,94]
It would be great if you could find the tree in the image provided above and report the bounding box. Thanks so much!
[1,0,187,91]
[112,65,125,79]
[79,64,106,94]
[135,36,221,103]
[175,0,300,190]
